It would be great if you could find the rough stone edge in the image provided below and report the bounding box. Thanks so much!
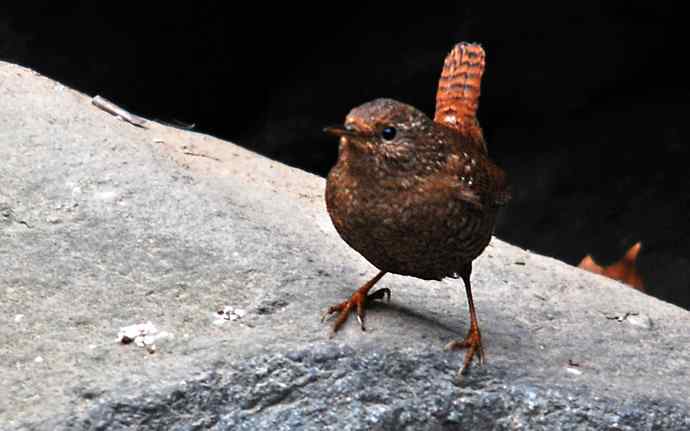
[30,344,689,431]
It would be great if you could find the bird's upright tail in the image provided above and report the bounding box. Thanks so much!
[434,42,486,152]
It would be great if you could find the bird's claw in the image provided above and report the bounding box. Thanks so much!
[446,325,484,375]
[322,287,391,333]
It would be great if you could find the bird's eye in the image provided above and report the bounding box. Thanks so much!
[381,126,397,141]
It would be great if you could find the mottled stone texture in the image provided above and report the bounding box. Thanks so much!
[1,62,689,430]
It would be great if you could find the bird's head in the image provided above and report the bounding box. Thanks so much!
[325,98,439,177]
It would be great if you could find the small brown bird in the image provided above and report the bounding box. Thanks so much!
[323,42,511,375]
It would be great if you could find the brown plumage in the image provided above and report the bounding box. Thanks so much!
[322,42,510,375]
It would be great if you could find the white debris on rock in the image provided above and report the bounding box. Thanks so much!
[117,321,173,353]
[566,367,583,376]
[626,313,653,330]
[603,311,653,330]
[213,306,247,326]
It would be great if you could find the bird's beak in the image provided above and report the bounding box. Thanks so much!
[324,124,372,152]
[323,125,358,138]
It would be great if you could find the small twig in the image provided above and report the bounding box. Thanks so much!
[17,220,32,228]
[182,151,221,162]
[1,207,31,228]
[602,311,639,322]
[91,95,148,128]
[155,118,197,130]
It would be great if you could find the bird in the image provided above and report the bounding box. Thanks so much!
[322,42,511,375]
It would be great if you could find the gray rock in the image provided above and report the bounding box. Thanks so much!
[1,61,689,430]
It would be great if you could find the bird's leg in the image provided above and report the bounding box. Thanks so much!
[445,264,485,375]
[321,271,389,334]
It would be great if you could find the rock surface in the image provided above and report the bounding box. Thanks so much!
[1,61,689,430]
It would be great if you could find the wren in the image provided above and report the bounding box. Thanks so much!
[322,42,511,375]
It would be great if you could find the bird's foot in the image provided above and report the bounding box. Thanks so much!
[321,287,390,335]
[445,324,484,375]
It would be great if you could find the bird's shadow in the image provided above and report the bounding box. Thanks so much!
[366,295,464,338]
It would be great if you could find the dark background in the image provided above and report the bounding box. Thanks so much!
[2,3,688,309]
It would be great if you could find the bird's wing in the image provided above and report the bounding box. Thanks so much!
[442,149,512,210]
[434,42,487,154]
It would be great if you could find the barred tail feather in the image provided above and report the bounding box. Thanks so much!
[434,42,486,151]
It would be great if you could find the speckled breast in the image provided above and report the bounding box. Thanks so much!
[326,167,497,281]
